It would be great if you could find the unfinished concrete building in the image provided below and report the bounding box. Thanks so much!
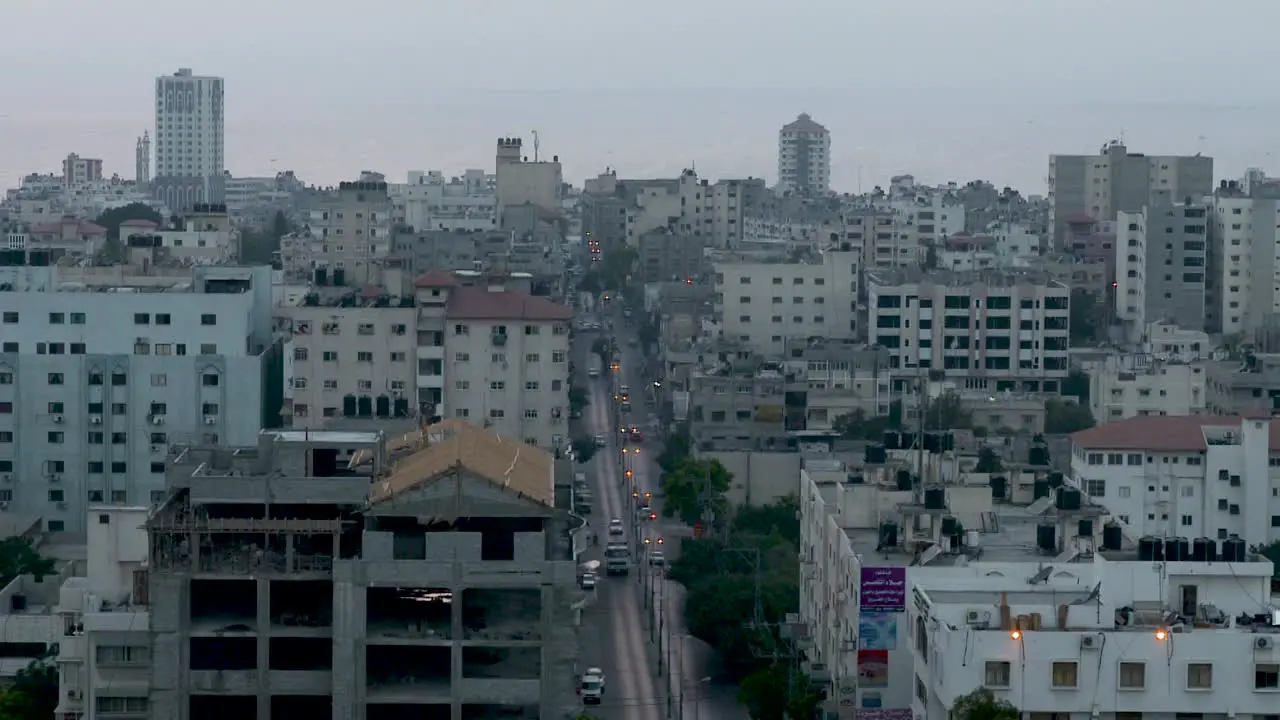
[146,422,583,720]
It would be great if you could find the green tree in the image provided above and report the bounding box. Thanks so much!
[974,447,1003,473]
[571,437,597,464]
[657,431,692,472]
[733,496,801,545]
[0,654,58,720]
[568,386,589,414]
[1062,369,1090,403]
[1256,541,1280,577]
[924,392,971,430]
[951,687,1019,720]
[1070,287,1103,345]
[833,408,899,440]
[740,663,826,720]
[577,270,602,295]
[240,210,295,265]
[590,337,612,367]
[95,202,163,241]
[600,246,638,289]
[0,537,55,584]
[1044,398,1095,434]
[660,458,732,526]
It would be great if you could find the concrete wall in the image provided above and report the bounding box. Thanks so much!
[701,451,802,506]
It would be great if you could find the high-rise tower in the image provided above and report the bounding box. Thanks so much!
[135,131,151,186]
[152,67,224,209]
[777,113,831,196]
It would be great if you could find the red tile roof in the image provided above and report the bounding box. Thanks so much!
[29,219,107,236]
[446,286,572,322]
[414,270,457,288]
[1070,415,1280,452]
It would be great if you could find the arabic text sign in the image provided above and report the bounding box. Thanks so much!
[860,567,906,611]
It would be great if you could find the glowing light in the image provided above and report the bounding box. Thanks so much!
[633,490,639,497]
[643,538,651,544]
[650,513,657,520]
[1155,629,1167,641]
[657,537,665,545]
[1010,630,1021,640]
[625,470,633,478]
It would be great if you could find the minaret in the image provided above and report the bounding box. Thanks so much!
[136,131,151,186]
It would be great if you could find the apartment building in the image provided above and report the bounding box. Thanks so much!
[1206,353,1280,415]
[1209,180,1280,338]
[0,265,279,532]
[393,169,497,232]
[1087,355,1207,423]
[281,272,571,448]
[124,203,240,264]
[145,424,582,720]
[909,551,1275,719]
[1048,140,1213,247]
[152,68,225,209]
[636,227,707,283]
[777,114,830,196]
[56,506,152,720]
[494,137,562,222]
[712,249,860,354]
[63,153,104,186]
[866,269,1071,392]
[282,181,394,286]
[1114,200,1208,342]
[623,170,767,250]
[1068,415,1280,543]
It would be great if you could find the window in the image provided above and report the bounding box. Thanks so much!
[0,403,11,415]
[133,312,150,324]
[553,351,567,363]
[47,432,64,444]
[70,342,85,354]
[111,403,127,415]
[1256,663,1280,690]
[294,347,308,361]
[48,312,64,324]
[200,313,217,325]
[525,353,540,363]
[455,381,470,390]
[111,432,127,445]
[1085,479,1105,497]
[1050,661,1078,688]
[1181,515,1194,526]
[155,313,170,325]
[524,409,538,419]
[1087,453,1103,465]
[490,381,505,391]
[48,520,64,532]
[323,351,338,362]
[1118,661,1145,689]
[455,352,470,362]
[111,373,127,386]
[1117,486,1131,498]
[87,462,103,474]
[357,351,373,362]
[202,374,219,387]
[111,462,127,473]
[489,409,505,418]
[983,660,1010,688]
[47,402,63,414]
[525,381,540,391]
[454,324,470,335]
[96,645,151,666]
[47,373,64,385]
[1,312,16,323]
[1187,662,1212,689]
[48,490,64,502]
[96,698,147,714]
[199,343,217,355]
[151,373,167,387]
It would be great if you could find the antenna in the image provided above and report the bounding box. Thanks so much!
[531,130,540,162]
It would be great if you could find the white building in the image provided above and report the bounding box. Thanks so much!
[1209,183,1280,338]
[63,153,104,186]
[1069,415,1280,544]
[712,249,860,354]
[621,170,762,251]
[393,169,497,232]
[777,114,830,196]
[866,269,1072,392]
[152,68,225,209]
[0,265,278,532]
[55,506,151,720]
[1087,354,1207,423]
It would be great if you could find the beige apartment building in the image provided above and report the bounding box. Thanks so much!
[281,181,394,285]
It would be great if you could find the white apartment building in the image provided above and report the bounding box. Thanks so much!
[1070,415,1280,544]
[394,169,497,232]
[1115,201,1209,342]
[625,170,761,250]
[887,195,965,243]
[0,265,278,532]
[866,269,1071,392]
[777,114,830,195]
[63,153,104,186]
[56,506,151,720]
[712,249,860,354]
[1210,183,1280,338]
[1087,355,1207,423]
[282,272,572,449]
[282,181,394,286]
[909,553,1277,720]
[988,220,1041,258]
[152,68,225,208]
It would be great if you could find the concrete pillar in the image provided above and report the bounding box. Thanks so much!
[257,578,271,720]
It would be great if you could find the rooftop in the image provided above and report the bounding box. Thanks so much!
[445,285,572,322]
[782,113,827,134]
[371,420,554,506]
[1070,415,1278,452]
[868,267,1069,289]
[414,270,457,288]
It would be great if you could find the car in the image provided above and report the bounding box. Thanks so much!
[580,669,605,704]
[628,337,639,346]
[649,551,666,566]
[629,427,644,442]
[593,434,607,448]
[580,572,597,590]
[608,519,625,537]
[639,505,654,519]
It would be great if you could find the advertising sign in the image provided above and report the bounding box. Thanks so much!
[860,567,906,612]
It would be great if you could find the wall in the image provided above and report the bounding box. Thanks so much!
[86,506,149,604]
[702,451,801,507]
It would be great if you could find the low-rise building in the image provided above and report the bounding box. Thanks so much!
[1087,353,1208,423]
[1207,353,1280,415]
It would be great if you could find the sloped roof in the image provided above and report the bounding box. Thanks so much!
[1070,415,1280,452]
[446,286,572,321]
[414,270,457,288]
[370,421,554,506]
[783,113,826,133]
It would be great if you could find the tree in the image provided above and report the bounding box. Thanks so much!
[740,663,826,720]
[1069,288,1103,345]
[577,270,602,295]
[95,202,163,241]
[1044,398,1095,434]
[1062,369,1090,404]
[240,210,294,265]
[600,246,638,289]
[951,687,1019,720]
[571,437,597,464]
[733,496,801,545]
[0,537,54,585]
[638,319,659,351]
[568,386,589,414]
[661,458,732,526]
[590,338,612,367]
[974,447,1003,473]
[657,431,692,473]
[97,236,129,264]
[833,408,899,440]
[924,392,971,430]
[1256,541,1280,577]
[0,654,58,720]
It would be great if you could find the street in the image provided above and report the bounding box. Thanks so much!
[573,299,742,720]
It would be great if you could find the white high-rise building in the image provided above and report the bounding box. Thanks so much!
[777,114,830,196]
[152,68,225,210]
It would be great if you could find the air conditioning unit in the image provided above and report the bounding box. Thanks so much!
[204,416,217,425]
[49,475,61,483]
[1257,636,1274,650]
[90,416,102,425]
[151,416,164,426]
[52,415,64,424]
[965,608,992,626]
[1080,633,1103,650]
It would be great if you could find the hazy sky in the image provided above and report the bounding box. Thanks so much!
[3,1,1278,193]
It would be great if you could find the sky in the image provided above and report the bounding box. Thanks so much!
[3,0,1280,193]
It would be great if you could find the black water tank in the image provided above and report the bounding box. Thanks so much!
[1151,537,1165,561]
[1048,472,1065,488]
[941,516,959,536]
[1029,446,1049,466]
[896,471,913,491]
[883,431,901,450]
[1102,523,1123,551]
[315,267,328,285]
[1078,518,1093,537]
[1056,487,1082,511]
[1138,536,1158,561]
[1224,536,1247,562]
[1037,523,1056,551]
[333,268,346,286]
[1033,480,1050,500]
[864,445,886,464]
[393,397,410,417]
[923,487,946,510]
[342,394,358,417]
[1165,537,1189,562]
[1192,537,1216,562]
[878,522,899,549]
[375,395,391,418]
[990,476,1007,500]
[900,432,916,450]
[357,395,373,417]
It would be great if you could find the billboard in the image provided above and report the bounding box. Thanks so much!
[860,567,906,612]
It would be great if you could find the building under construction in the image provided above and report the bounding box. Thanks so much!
[146,421,583,720]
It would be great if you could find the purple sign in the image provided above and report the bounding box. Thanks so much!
[860,567,906,612]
